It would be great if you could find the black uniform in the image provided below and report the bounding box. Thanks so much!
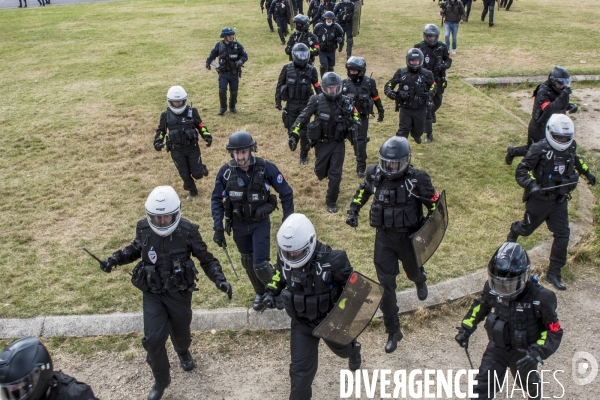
[260,0,275,32]
[154,106,210,196]
[291,0,304,14]
[509,139,592,280]
[313,21,344,78]
[414,40,451,139]
[211,158,294,295]
[292,93,359,209]
[46,372,98,400]
[384,67,435,143]
[460,279,563,399]
[307,0,320,23]
[481,0,495,26]
[285,31,321,65]
[342,75,384,174]
[269,0,292,44]
[348,164,438,334]
[333,0,354,59]
[276,62,322,162]
[107,218,227,384]
[310,0,336,25]
[265,242,360,400]
[206,39,248,112]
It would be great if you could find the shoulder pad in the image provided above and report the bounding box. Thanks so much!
[178,218,195,233]
[322,249,349,267]
[138,218,150,230]
[365,164,378,178]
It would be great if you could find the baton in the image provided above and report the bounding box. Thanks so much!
[82,247,102,263]
[465,347,474,369]
[538,180,579,193]
[221,244,239,280]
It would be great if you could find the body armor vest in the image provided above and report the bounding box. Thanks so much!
[273,0,288,17]
[309,94,353,141]
[533,143,578,195]
[282,64,314,102]
[217,41,242,74]
[417,42,447,80]
[336,3,353,25]
[484,283,543,351]
[131,219,199,293]
[368,167,422,230]
[280,243,342,322]
[396,67,429,110]
[344,77,374,116]
[315,24,338,52]
[166,107,198,146]
[225,158,271,221]
[531,83,566,126]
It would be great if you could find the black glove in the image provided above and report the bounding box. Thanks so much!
[203,135,213,147]
[386,91,397,101]
[254,203,275,220]
[263,293,276,309]
[454,327,471,349]
[206,64,211,71]
[346,211,359,228]
[213,229,227,248]
[562,86,572,96]
[99,258,117,273]
[288,134,299,151]
[568,103,578,114]
[377,110,384,122]
[275,104,283,110]
[336,37,343,43]
[515,349,543,371]
[235,60,244,68]
[217,281,232,299]
[586,172,597,186]
[154,141,164,151]
[528,181,542,194]
[400,90,410,99]
[338,44,343,52]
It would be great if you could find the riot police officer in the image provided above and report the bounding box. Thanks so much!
[313,11,344,79]
[333,0,354,59]
[342,56,385,177]
[260,0,275,32]
[211,131,294,311]
[346,136,439,353]
[262,213,362,400]
[269,0,292,45]
[384,48,435,144]
[276,43,323,165]
[0,337,98,400]
[455,242,563,399]
[310,0,336,26]
[291,72,359,213]
[205,27,248,115]
[414,24,451,143]
[506,114,596,291]
[98,186,232,400]
[506,66,578,165]
[153,86,212,200]
[285,14,321,65]
[307,0,320,25]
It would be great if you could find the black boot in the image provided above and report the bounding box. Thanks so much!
[178,351,194,371]
[385,331,403,354]
[505,146,515,165]
[465,6,470,21]
[268,19,274,32]
[424,133,433,143]
[545,274,566,291]
[229,91,238,114]
[218,90,227,115]
[148,377,170,400]
[319,65,327,80]
[348,342,361,371]
[506,229,519,243]
[416,282,428,301]
[253,294,265,311]
[278,30,286,45]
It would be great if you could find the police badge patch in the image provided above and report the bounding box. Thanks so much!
[148,247,157,264]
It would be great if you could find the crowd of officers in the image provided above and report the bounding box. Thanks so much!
[1,2,596,400]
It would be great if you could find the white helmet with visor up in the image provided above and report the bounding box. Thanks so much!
[166,86,188,115]
[145,186,181,237]
[277,213,317,269]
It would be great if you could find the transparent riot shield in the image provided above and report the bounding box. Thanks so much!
[411,190,449,267]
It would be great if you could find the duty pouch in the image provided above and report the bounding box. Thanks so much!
[318,293,330,314]
[383,208,394,228]
[358,93,373,115]
[485,314,510,349]
[305,296,318,320]
[556,174,579,195]
[144,264,164,293]
[280,84,290,102]
[334,121,347,141]
[131,262,149,292]
[281,290,297,319]
[282,108,290,129]
[369,203,384,227]
[307,119,322,141]
[294,294,306,314]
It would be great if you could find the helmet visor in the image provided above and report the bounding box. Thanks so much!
[0,368,41,400]
[550,132,572,143]
[379,155,409,176]
[553,76,570,88]
[168,100,185,108]
[488,272,526,298]
[147,210,179,229]
[323,83,342,98]
[292,48,310,62]
[280,243,311,266]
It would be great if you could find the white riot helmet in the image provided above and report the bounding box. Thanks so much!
[277,213,317,269]
[166,86,188,115]
[545,114,574,151]
[145,186,181,237]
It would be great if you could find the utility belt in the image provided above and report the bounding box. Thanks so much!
[226,194,278,222]
[369,203,420,229]
[281,287,340,322]
[131,259,199,293]
[306,118,349,142]
[169,141,198,150]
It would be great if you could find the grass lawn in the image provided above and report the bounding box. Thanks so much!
[0,0,598,317]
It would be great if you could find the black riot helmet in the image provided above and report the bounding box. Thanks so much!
[323,10,335,25]
[321,72,343,100]
[0,337,54,400]
[292,43,310,67]
[548,66,570,93]
[487,242,531,301]
[406,48,424,72]
[378,136,411,179]
[346,56,367,81]
[423,24,440,46]
[293,14,310,32]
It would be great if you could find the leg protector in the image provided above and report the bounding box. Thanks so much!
[319,65,327,80]
[241,253,265,295]
[253,260,274,285]
[218,90,227,115]
[229,91,238,113]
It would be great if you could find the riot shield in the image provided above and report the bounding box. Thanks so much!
[352,0,362,37]
[411,190,449,267]
[288,0,295,29]
[313,272,383,346]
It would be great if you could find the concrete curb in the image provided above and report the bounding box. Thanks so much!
[462,74,600,86]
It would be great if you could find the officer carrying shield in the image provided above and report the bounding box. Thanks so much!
[262,213,362,400]
[455,242,563,400]
[98,186,231,400]
[346,136,440,353]
[211,131,294,311]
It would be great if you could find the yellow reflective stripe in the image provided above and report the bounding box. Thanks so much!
[528,171,536,180]
[159,132,164,139]
[293,125,300,134]
[430,203,436,212]
[537,331,547,346]
[267,270,281,290]
[579,159,589,171]
[353,112,359,121]
[462,304,481,328]
[386,82,392,87]
[201,127,209,136]
[352,189,364,205]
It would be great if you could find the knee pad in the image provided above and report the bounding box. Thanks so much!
[253,261,274,285]
[241,253,254,271]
